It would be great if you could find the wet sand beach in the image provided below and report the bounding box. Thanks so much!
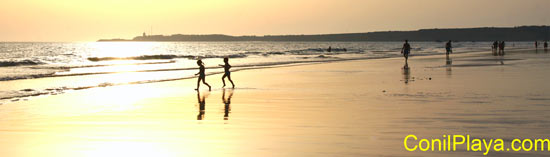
[1,49,550,156]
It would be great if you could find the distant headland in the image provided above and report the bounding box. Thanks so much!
[98,26,550,42]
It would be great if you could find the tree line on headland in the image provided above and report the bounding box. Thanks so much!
[98,26,550,42]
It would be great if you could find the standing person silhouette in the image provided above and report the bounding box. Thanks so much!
[544,41,548,50]
[219,57,235,88]
[499,41,506,55]
[535,41,539,49]
[401,40,411,62]
[492,41,499,55]
[195,59,211,91]
[445,40,453,55]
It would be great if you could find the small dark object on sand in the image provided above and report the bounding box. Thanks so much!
[20,89,34,92]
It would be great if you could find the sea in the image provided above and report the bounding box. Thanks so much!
[0,41,532,103]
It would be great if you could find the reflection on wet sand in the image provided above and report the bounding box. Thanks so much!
[196,91,208,120]
[222,89,234,120]
[446,55,452,76]
[402,62,410,84]
[497,56,504,65]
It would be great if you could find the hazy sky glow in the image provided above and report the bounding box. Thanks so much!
[1,0,549,41]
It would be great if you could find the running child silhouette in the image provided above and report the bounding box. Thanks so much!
[219,57,235,88]
[195,59,211,91]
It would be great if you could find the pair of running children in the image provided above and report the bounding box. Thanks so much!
[195,57,235,91]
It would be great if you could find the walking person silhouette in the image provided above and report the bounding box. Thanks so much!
[195,59,211,91]
[445,40,453,55]
[219,57,235,88]
[401,40,411,62]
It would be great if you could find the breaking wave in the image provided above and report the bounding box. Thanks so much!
[88,54,249,61]
[0,60,45,67]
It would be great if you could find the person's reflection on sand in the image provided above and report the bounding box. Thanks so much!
[446,55,452,76]
[222,89,234,120]
[402,62,411,84]
[196,91,207,120]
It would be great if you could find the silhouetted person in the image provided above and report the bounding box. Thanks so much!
[222,89,233,120]
[492,41,499,55]
[401,40,411,62]
[402,62,411,84]
[545,41,548,50]
[219,57,235,88]
[445,40,453,55]
[535,41,539,49]
[195,59,211,91]
[197,91,206,120]
[498,41,505,55]
[327,46,332,52]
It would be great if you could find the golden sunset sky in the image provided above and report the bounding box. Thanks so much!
[1,0,549,41]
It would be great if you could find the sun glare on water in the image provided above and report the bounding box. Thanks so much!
[89,42,160,58]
